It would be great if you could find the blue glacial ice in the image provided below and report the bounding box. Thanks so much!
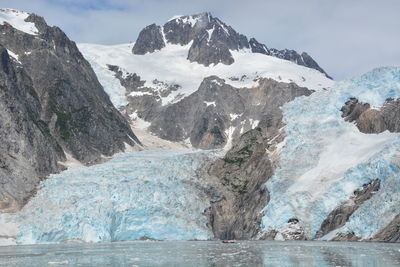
[10,150,215,244]
[85,56,127,108]
[261,67,400,239]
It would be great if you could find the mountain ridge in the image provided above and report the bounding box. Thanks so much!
[132,12,331,78]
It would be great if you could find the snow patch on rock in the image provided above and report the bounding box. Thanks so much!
[0,8,38,35]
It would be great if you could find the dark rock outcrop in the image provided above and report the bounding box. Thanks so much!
[0,12,139,210]
[370,214,400,242]
[315,179,380,238]
[341,97,400,133]
[249,37,331,78]
[331,232,361,242]
[187,33,235,66]
[249,38,269,54]
[132,24,165,55]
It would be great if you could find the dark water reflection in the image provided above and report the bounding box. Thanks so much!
[0,241,399,266]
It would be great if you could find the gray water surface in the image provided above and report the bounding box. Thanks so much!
[0,241,399,266]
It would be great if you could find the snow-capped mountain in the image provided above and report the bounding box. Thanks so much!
[132,12,330,78]
[78,12,333,149]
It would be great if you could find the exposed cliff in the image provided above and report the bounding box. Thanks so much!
[0,9,139,211]
[201,80,313,239]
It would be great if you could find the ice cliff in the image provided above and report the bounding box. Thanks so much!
[5,150,214,244]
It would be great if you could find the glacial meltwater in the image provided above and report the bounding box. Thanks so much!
[0,241,399,266]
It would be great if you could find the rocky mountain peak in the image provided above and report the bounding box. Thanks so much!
[131,12,331,77]
[133,12,248,66]
[132,23,165,55]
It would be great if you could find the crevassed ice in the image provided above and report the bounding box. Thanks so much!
[12,150,214,244]
[261,67,400,239]
[85,57,127,108]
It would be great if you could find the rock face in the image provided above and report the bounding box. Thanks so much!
[249,38,331,78]
[341,97,400,133]
[118,74,312,150]
[200,80,313,239]
[163,13,249,66]
[0,10,139,211]
[315,179,381,238]
[0,45,64,212]
[132,24,165,55]
[108,60,315,149]
[132,12,330,76]
[185,14,249,66]
[370,214,400,242]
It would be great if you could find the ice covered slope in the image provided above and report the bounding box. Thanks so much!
[261,67,400,240]
[2,150,214,244]
[78,42,334,108]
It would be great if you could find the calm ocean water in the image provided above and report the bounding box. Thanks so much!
[0,241,399,266]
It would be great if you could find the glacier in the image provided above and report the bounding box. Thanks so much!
[3,150,215,244]
[261,67,400,239]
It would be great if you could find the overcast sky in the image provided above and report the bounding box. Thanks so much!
[2,0,399,80]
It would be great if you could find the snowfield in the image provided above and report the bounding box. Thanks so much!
[78,42,334,108]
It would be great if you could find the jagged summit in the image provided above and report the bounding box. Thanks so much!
[133,12,248,66]
[132,12,331,78]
